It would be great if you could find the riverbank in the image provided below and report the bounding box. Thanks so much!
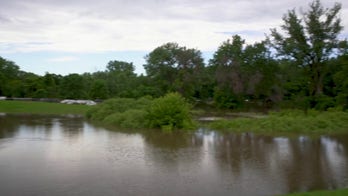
[281,188,348,196]
[0,100,92,115]
[207,109,348,135]
[1,99,347,135]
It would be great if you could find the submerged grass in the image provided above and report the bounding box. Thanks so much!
[0,100,92,115]
[209,109,348,134]
[280,188,348,196]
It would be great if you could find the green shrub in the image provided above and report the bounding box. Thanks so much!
[103,109,147,129]
[146,92,194,130]
[313,95,335,111]
[86,97,152,125]
[86,94,195,131]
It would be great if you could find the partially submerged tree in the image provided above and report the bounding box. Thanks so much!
[268,0,344,97]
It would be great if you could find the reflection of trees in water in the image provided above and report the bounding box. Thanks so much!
[283,138,325,191]
[212,133,348,193]
[212,133,275,176]
[0,115,19,138]
[141,130,204,170]
[58,116,84,141]
[327,135,348,158]
[279,136,348,192]
[0,114,55,138]
[142,130,202,149]
[0,114,85,142]
[19,114,56,139]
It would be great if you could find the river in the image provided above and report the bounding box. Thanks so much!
[0,114,347,196]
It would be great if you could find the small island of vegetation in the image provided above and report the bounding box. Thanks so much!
[86,93,194,131]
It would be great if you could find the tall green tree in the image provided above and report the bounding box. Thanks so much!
[33,73,61,98]
[333,54,348,109]
[89,79,109,99]
[0,57,20,96]
[105,60,137,97]
[144,43,182,95]
[210,35,279,108]
[60,74,87,99]
[22,73,42,98]
[268,0,344,97]
[144,43,205,98]
[209,35,245,108]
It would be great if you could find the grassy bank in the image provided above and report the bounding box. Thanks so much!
[281,188,348,196]
[209,109,348,135]
[0,100,92,115]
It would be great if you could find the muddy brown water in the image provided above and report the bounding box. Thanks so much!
[0,114,347,196]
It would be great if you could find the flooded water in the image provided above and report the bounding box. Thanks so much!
[0,114,347,196]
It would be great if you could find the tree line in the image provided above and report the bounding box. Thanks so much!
[0,0,347,110]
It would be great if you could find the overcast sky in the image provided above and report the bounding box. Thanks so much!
[0,0,347,75]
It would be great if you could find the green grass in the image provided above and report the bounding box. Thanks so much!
[281,188,348,196]
[0,100,92,115]
[209,109,348,135]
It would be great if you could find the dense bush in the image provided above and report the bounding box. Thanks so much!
[103,109,147,129]
[146,93,194,130]
[86,96,152,124]
[86,93,194,131]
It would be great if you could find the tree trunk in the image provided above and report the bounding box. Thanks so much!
[310,63,324,97]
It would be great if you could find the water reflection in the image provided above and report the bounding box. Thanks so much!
[143,130,203,149]
[0,114,347,196]
[208,133,348,194]
[0,114,17,138]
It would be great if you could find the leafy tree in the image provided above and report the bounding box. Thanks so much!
[174,46,205,98]
[107,60,135,75]
[0,57,20,96]
[333,54,348,109]
[21,73,42,98]
[89,79,109,99]
[35,73,60,98]
[243,42,280,100]
[209,35,245,108]
[144,43,205,98]
[130,74,161,98]
[268,0,344,98]
[105,60,137,97]
[210,35,279,109]
[279,60,306,95]
[60,74,87,99]
[7,79,24,97]
[144,43,182,95]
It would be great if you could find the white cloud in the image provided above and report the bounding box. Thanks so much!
[0,0,347,53]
